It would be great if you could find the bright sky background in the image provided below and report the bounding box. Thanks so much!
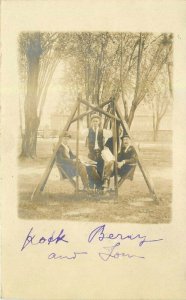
[40,61,66,127]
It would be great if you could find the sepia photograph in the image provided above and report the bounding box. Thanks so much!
[2,1,186,299]
[18,31,173,223]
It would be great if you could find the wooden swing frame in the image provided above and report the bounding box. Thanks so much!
[31,96,158,201]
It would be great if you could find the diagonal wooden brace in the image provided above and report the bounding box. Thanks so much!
[31,100,79,200]
[80,99,120,122]
[71,98,114,123]
[115,103,158,201]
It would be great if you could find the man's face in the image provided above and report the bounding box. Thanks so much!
[91,118,100,130]
[62,136,70,145]
[122,137,130,148]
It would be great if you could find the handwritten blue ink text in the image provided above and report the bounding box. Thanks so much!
[21,227,68,251]
[88,224,163,246]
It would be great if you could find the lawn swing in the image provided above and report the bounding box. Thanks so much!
[31,96,158,202]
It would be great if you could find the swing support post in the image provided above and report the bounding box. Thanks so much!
[31,96,158,202]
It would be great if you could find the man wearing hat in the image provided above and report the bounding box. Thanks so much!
[86,113,112,189]
[55,131,90,191]
[117,134,137,179]
[102,132,137,188]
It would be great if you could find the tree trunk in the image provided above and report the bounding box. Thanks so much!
[127,104,137,128]
[20,35,41,158]
[127,34,143,128]
[85,58,91,127]
[21,116,40,157]
[120,33,129,122]
[153,130,158,142]
[167,61,173,98]
[153,118,160,142]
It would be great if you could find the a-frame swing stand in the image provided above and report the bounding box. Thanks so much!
[31,96,158,202]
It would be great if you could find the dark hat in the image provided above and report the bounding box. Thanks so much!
[90,114,101,121]
[63,131,71,138]
[121,134,130,139]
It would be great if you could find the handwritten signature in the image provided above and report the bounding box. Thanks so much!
[21,227,68,251]
[47,243,144,261]
[21,225,163,261]
[48,251,88,260]
[88,224,163,246]
[98,242,145,261]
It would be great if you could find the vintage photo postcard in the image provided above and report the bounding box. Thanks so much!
[1,1,186,299]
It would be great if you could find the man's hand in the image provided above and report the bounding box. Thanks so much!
[117,160,125,169]
[72,158,79,162]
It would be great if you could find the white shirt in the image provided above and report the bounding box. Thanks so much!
[94,128,99,149]
[81,127,112,146]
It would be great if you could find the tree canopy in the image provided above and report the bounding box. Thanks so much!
[19,31,173,157]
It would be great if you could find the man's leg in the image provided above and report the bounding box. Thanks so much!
[118,165,136,180]
[103,161,114,188]
[77,161,90,190]
[86,166,102,190]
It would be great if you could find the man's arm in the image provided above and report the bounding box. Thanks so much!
[69,149,76,160]
[124,147,137,164]
[79,122,89,137]
[56,145,73,162]
[118,147,137,166]
[103,128,112,143]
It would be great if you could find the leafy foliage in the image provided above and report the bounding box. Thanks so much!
[19,31,173,157]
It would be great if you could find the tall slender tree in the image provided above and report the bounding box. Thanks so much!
[19,32,61,158]
[127,33,173,127]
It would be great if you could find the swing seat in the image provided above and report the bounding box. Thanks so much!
[56,162,76,187]
[118,165,136,187]
[57,166,66,180]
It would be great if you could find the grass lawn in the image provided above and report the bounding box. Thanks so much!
[18,138,172,223]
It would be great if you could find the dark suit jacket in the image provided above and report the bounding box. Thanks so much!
[118,145,137,164]
[117,145,137,180]
[56,144,76,163]
[55,144,76,178]
[105,137,137,165]
[87,128,104,161]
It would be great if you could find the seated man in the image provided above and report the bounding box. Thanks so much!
[84,114,112,190]
[117,135,137,180]
[101,133,137,188]
[87,114,106,173]
[55,131,90,192]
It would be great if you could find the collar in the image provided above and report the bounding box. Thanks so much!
[124,145,130,153]
[93,127,98,133]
